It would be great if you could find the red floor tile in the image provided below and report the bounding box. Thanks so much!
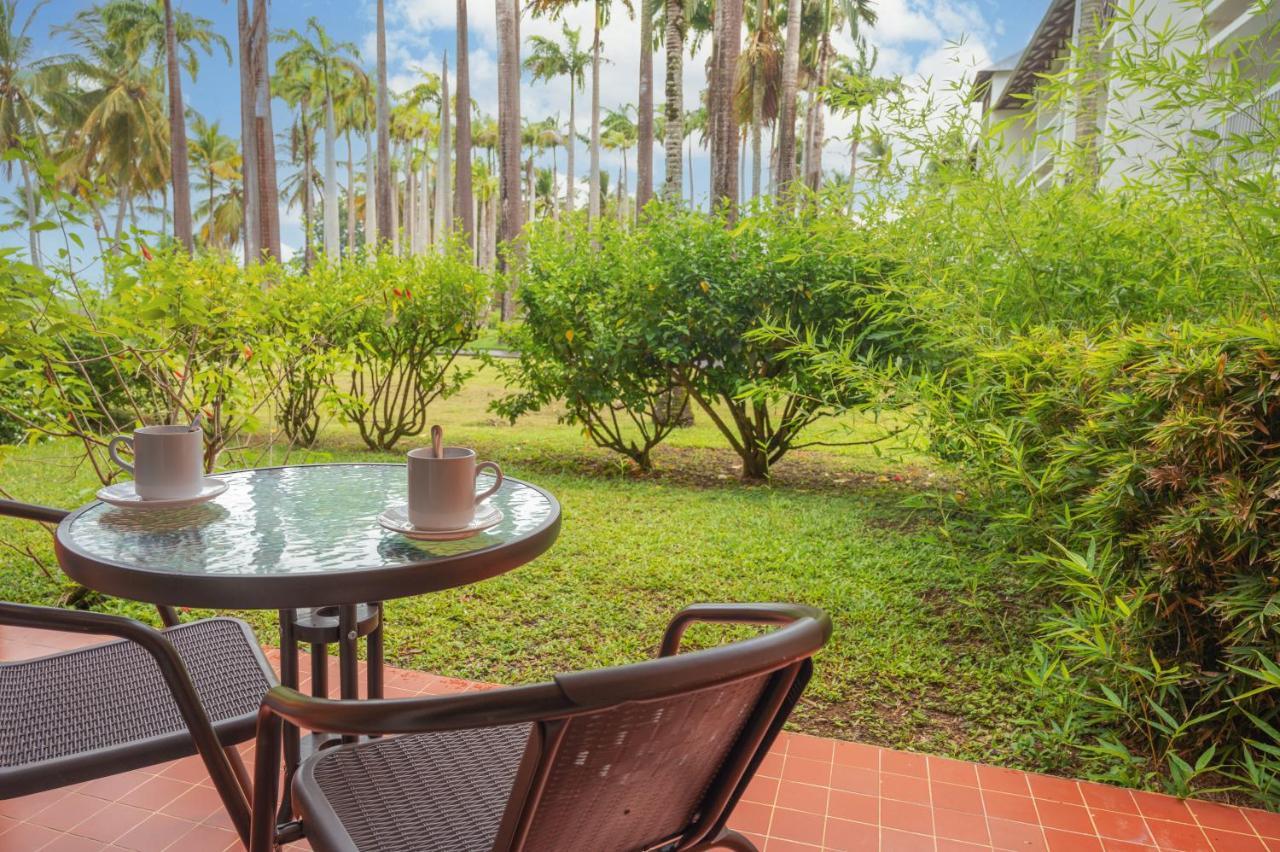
[933,780,985,815]
[1092,807,1156,844]
[823,817,878,851]
[1046,827,1104,851]
[1083,782,1142,815]
[881,798,934,835]
[827,789,878,825]
[934,806,991,844]
[881,749,929,778]
[776,780,828,814]
[770,807,827,846]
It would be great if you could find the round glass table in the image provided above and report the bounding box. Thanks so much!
[55,463,561,610]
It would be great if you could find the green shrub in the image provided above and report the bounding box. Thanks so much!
[494,216,682,470]
[324,246,489,451]
[635,197,898,479]
[1,247,274,477]
[920,322,1280,802]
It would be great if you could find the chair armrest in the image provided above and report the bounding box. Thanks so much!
[0,499,70,524]
[260,681,570,737]
[0,602,252,840]
[659,603,831,657]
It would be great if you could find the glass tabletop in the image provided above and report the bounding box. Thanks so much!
[56,464,559,608]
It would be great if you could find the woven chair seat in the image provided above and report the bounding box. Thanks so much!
[0,617,274,794]
[293,723,534,852]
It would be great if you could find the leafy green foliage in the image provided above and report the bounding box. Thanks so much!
[494,216,681,470]
[503,197,902,478]
[322,244,489,451]
[921,324,1280,802]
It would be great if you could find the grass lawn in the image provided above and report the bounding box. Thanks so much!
[0,361,1067,772]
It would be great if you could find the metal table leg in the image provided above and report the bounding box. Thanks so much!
[277,609,300,823]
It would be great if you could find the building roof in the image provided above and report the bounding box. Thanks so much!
[976,0,1077,111]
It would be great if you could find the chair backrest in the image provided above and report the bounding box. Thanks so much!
[495,608,830,852]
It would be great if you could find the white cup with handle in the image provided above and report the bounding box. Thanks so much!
[407,446,503,530]
[108,425,205,500]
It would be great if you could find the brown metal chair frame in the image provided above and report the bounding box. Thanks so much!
[250,602,832,852]
[0,498,269,847]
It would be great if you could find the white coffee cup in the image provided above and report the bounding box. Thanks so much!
[108,425,205,500]
[407,447,503,530]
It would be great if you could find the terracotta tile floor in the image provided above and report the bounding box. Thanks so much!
[2,624,1278,851]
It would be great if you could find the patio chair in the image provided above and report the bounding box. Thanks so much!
[250,602,831,852]
[0,498,277,845]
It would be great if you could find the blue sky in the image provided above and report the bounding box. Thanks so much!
[16,0,1050,259]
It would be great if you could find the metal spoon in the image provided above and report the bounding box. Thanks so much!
[188,411,204,433]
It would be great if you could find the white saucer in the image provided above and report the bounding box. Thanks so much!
[96,477,228,510]
[377,504,503,541]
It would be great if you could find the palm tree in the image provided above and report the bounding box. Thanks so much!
[334,65,371,256]
[803,0,876,190]
[636,0,655,213]
[237,0,279,263]
[0,0,52,269]
[524,23,588,215]
[440,57,453,246]
[682,105,707,205]
[375,0,392,247]
[187,112,239,249]
[602,106,635,221]
[95,0,230,252]
[273,62,317,267]
[531,117,562,215]
[455,0,475,251]
[710,0,744,216]
[775,0,802,191]
[495,0,522,318]
[275,19,360,260]
[737,0,780,199]
[404,78,442,250]
[660,0,684,200]
[530,0,626,222]
[49,12,169,248]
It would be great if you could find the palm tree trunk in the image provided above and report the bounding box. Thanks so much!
[427,147,437,249]
[323,87,339,258]
[588,1,601,220]
[251,0,280,261]
[237,0,259,265]
[636,0,654,213]
[364,129,376,249]
[750,61,763,198]
[454,0,475,253]
[565,82,576,214]
[710,0,742,220]
[405,163,416,254]
[686,135,693,204]
[495,0,523,319]
[375,0,393,246]
[21,160,40,270]
[803,33,832,191]
[163,0,193,253]
[437,54,452,247]
[775,0,802,190]
[301,104,314,270]
[391,151,400,255]
[662,0,684,202]
[551,144,559,220]
[526,156,534,222]
[346,128,357,256]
